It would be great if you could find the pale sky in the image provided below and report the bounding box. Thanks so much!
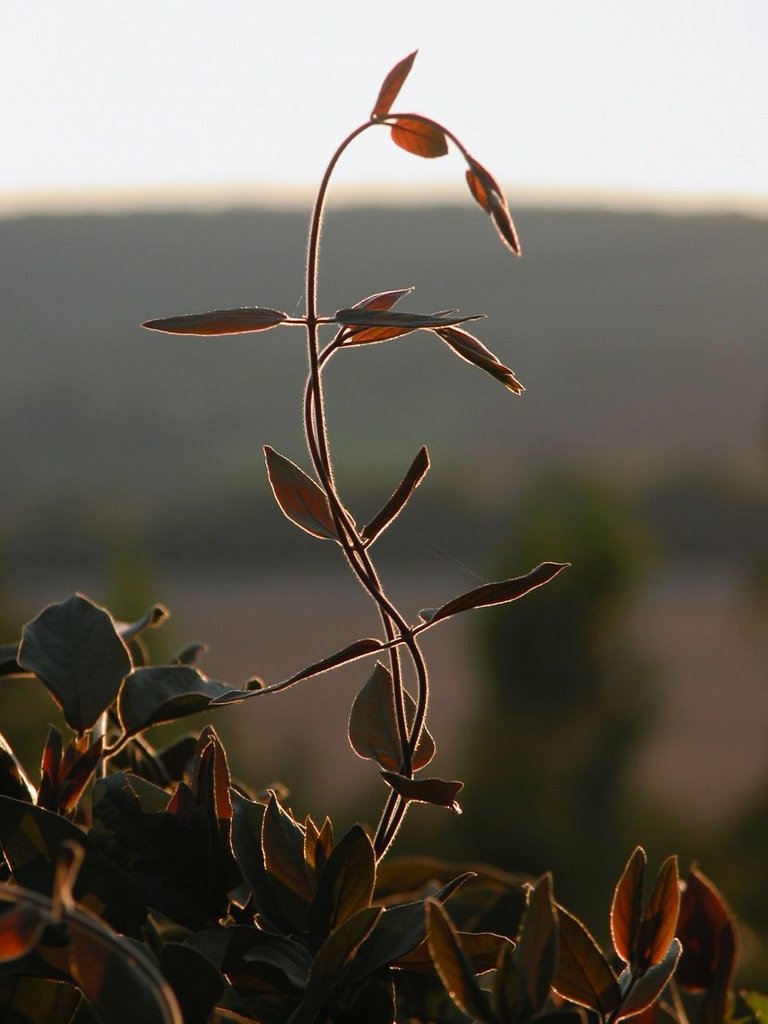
[3,1,767,211]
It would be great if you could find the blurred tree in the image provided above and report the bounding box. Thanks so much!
[449,475,658,922]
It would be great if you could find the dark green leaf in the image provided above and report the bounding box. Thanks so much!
[118,666,238,737]
[418,562,569,627]
[615,939,681,1021]
[361,446,430,545]
[371,51,417,119]
[0,796,145,936]
[517,873,557,1014]
[611,847,646,966]
[436,326,524,394]
[390,117,448,158]
[425,899,494,1023]
[0,642,29,678]
[264,445,337,541]
[553,906,621,1017]
[116,605,170,642]
[309,824,375,938]
[348,662,435,772]
[18,595,131,734]
[230,791,292,933]
[142,307,287,336]
[290,906,382,1024]
[381,771,463,812]
[262,792,313,903]
[159,943,224,1024]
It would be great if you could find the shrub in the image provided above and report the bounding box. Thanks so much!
[0,52,762,1024]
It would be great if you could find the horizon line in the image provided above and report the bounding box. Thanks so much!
[1,181,767,218]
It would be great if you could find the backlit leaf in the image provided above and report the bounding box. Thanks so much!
[371,51,417,119]
[419,562,569,627]
[264,446,337,540]
[381,771,463,813]
[553,906,622,1017]
[348,662,435,772]
[396,929,510,975]
[0,904,45,962]
[615,939,682,1022]
[517,873,557,1014]
[118,666,241,737]
[0,730,36,802]
[361,446,430,544]
[425,899,494,1022]
[142,307,287,336]
[262,792,314,904]
[391,117,448,158]
[337,307,483,347]
[465,155,521,254]
[611,847,647,965]
[18,594,132,734]
[676,866,735,992]
[637,857,680,971]
[436,326,524,394]
[309,824,375,937]
[351,286,414,311]
[116,604,170,642]
[291,906,382,1024]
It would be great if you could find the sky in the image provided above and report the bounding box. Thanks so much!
[3,1,767,212]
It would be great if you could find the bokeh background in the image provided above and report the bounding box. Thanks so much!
[2,0,766,982]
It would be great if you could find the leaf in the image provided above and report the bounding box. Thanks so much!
[396,929,510,975]
[465,155,521,255]
[615,939,682,1022]
[553,906,622,1017]
[425,899,495,1023]
[361,447,430,544]
[348,662,435,772]
[18,594,132,734]
[0,730,36,802]
[494,943,525,1024]
[0,796,145,937]
[637,857,680,971]
[262,792,314,904]
[517,873,557,1014]
[700,921,737,1024]
[611,847,647,965]
[290,906,382,1024]
[118,666,242,737]
[159,942,224,1024]
[116,604,170,642]
[0,642,29,678]
[0,903,46,962]
[381,771,463,813]
[391,117,449,158]
[436,326,524,394]
[337,307,483,346]
[309,824,375,938]
[142,307,287,336]
[675,866,735,992]
[371,51,417,119]
[264,445,337,540]
[230,791,293,933]
[419,562,569,627]
[212,637,385,704]
[351,286,414,311]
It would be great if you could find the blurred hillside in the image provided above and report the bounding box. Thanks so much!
[1,204,766,572]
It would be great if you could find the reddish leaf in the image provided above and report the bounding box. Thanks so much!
[337,307,484,346]
[425,900,495,1022]
[615,939,682,1022]
[611,847,647,964]
[381,771,463,813]
[371,51,417,119]
[0,904,45,962]
[264,445,337,540]
[419,562,569,626]
[396,929,510,975]
[348,662,435,772]
[361,447,430,545]
[676,867,736,992]
[700,922,737,1024]
[352,286,414,311]
[553,906,622,1017]
[517,874,557,1014]
[391,117,448,158]
[142,307,287,336]
[465,156,521,255]
[262,792,314,904]
[435,326,524,394]
[637,857,680,971]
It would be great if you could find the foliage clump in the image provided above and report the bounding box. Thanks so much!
[0,53,761,1024]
